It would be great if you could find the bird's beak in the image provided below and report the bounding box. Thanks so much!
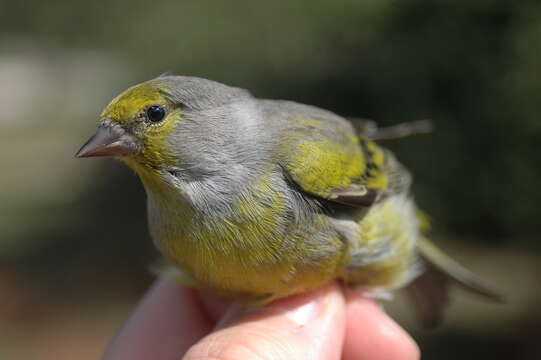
[75,124,141,158]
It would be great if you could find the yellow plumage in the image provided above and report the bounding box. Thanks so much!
[77,75,501,327]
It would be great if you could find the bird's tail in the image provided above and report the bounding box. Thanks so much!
[407,236,503,329]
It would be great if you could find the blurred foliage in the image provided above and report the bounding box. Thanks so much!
[1,0,540,359]
[3,0,539,240]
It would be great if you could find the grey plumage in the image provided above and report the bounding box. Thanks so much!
[78,75,502,325]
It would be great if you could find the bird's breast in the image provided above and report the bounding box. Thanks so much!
[146,180,346,301]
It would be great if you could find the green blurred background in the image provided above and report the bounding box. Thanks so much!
[1,1,540,359]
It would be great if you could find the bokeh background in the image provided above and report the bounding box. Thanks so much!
[1,1,540,359]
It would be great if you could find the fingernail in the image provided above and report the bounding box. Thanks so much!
[216,285,334,330]
[284,297,323,326]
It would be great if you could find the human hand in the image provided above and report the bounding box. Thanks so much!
[103,279,419,360]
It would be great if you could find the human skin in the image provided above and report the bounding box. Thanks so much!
[103,278,419,360]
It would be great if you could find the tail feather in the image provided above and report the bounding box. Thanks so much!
[407,237,503,329]
[407,261,450,329]
[417,237,503,301]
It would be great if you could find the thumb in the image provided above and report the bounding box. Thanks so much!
[183,283,346,360]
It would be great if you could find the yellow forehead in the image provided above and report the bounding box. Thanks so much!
[101,82,170,123]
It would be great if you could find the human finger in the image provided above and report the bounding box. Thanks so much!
[103,278,212,360]
[342,289,420,360]
[183,283,346,360]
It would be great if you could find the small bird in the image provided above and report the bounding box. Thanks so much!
[77,75,500,328]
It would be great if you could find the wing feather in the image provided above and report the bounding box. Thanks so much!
[273,105,394,207]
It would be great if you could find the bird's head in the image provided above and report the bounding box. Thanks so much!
[76,76,255,181]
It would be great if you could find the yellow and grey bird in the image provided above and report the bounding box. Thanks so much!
[76,75,500,328]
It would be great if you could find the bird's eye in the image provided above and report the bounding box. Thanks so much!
[146,105,166,123]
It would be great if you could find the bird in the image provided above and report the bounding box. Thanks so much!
[76,75,501,328]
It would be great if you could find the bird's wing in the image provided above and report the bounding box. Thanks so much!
[274,104,398,207]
